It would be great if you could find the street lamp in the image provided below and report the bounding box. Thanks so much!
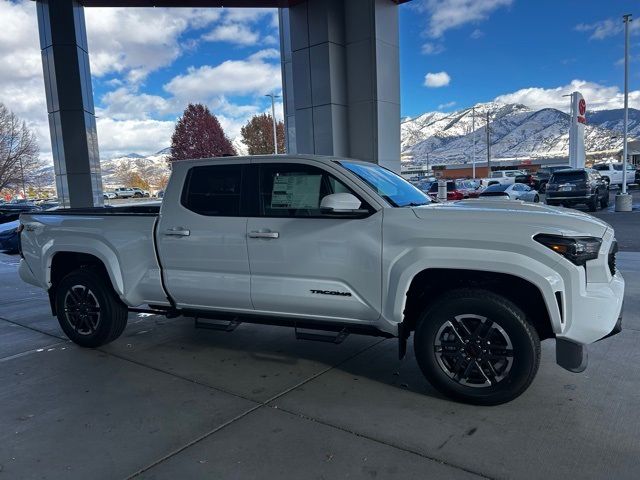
[616,14,633,212]
[265,93,280,155]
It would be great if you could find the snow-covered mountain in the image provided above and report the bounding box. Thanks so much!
[100,150,171,189]
[402,103,638,166]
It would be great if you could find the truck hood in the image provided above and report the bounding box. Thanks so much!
[412,199,610,238]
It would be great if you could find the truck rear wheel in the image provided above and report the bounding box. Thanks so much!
[55,268,128,348]
[414,289,540,405]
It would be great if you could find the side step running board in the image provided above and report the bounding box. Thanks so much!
[295,327,349,344]
[195,317,242,332]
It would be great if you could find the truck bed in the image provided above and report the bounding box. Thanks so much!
[19,204,167,307]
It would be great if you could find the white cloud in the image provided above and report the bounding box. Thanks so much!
[438,101,457,110]
[575,18,638,41]
[424,71,451,88]
[201,8,278,47]
[203,23,260,46]
[421,42,445,55]
[0,1,283,162]
[494,79,640,111]
[470,29,484,39]
[164,50,282,100]
[415,0,512,38]
[85,8,221,82]
[96,117,176,158]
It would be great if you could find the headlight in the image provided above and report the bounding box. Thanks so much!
[534,234,602,265]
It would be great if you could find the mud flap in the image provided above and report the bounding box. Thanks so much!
[556,338,588,373]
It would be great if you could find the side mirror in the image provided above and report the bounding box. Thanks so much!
[320,193,367,216]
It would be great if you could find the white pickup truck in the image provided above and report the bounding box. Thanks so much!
[592,162,636,186]
[480,170,527,187]
[18,155,624,405]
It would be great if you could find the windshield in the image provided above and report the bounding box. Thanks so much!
[339,161,431,207]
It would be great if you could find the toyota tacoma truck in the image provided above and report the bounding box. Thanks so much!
[17,155,624,405]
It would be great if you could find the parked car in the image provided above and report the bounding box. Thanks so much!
[480,170,527,187]
[427,180,464,200]
[0,219,20,253]
[17,155,626,405]
[0,203,41,225]
[530,165,571,193]
[114,187,135,198]
[131,188,150,198]
[592,163,636,186]
[545,168,609,211]
[455,179,482,198]
[103,192,117,200]
[479,183,540,202]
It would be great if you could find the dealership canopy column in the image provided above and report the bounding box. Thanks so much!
[280,0,402,172]
[36,0,103,208]
[35,0,408,207]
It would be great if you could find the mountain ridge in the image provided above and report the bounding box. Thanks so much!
[402,103,639,166]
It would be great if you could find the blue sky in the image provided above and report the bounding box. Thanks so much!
[400,0,639,116]
[0,0,638,159]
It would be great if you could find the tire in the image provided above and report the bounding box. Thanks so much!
[413,288,540,405]
[588,191,599,212]
[55,268,128,348]
[533,194,540,203]
[134,193,143,198]
[600,191,610,208]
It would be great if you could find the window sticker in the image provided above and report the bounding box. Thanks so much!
[271,174,322,209]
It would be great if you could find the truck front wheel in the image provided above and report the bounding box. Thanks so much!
[414,289,540,405]
[55,268,128,348]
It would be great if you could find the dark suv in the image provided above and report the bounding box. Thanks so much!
[545,168,609,211]
[530,165,571,193]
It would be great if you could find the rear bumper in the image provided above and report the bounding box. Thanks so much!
[546,193,591,202]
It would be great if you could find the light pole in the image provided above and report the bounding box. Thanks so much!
[472,107,476,179]
[265,93,280,155]
[616,13,633,212]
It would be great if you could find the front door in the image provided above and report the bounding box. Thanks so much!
[156,161,252,311]
[246,160,382,323]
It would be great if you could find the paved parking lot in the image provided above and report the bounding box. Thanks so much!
[1,201,639,479]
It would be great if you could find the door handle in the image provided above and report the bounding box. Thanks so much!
[164,228,190,237]
[248,231,279,239]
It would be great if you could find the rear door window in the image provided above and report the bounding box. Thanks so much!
[181,164,243,217]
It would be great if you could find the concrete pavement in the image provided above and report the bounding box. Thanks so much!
[1,214,639,478]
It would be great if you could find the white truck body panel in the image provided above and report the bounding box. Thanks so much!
[18,155,623,348]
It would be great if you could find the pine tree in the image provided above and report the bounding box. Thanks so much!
[240,113,286,155]
[169,103,235,162]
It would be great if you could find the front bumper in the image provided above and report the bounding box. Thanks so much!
[556,304,623,373]
[555,272,624,373]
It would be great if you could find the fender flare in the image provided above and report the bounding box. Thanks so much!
[43,240,125,297]
[384,247,565,334]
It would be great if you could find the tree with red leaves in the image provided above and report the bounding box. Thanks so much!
[169,103,235,162]
[240,113,286,155]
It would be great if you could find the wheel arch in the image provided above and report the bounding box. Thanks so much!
[47,250,122,315]
[400,269,557,341]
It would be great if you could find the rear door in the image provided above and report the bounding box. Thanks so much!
[156,160,252,311]
[246,159,383,322]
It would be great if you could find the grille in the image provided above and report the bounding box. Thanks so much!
[608,240,618,276]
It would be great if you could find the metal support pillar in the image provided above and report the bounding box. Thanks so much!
[37,0,103,207]
[280,0,401,172]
